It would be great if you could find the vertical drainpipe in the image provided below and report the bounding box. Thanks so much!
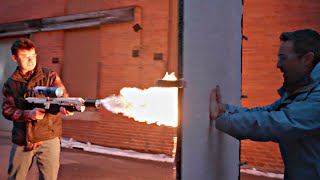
[176,0,184,179]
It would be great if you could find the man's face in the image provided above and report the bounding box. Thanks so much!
[277,41,308,88]
[12,48,37,74]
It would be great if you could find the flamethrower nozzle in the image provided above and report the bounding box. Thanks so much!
[84,99,101,108]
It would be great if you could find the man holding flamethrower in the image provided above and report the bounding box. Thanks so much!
[1,38,99,180]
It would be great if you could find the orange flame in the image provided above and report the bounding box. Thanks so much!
[101,72,178,127]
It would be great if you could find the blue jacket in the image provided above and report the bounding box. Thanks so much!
[216,63,320,180]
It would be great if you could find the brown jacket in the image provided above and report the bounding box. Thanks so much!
[2,64,69,146]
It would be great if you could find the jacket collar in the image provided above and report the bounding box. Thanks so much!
[278,63,320,98]
[10,64,45,84]
[310,62,320,82]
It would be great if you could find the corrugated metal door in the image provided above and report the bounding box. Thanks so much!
[63,27,100,100]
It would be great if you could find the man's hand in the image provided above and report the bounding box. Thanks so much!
[210,87,219,120]
[216,85,225,117]
[60,107,74,116]
[209,85,225,121]
[28,108,46,120]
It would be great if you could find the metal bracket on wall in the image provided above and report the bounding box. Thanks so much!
[241,95,248,99]
[155,79,185,88]
[242,35,248,41]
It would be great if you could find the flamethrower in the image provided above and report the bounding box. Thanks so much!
[25,86,101,114]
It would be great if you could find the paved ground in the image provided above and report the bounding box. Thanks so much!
[0,131,280,180]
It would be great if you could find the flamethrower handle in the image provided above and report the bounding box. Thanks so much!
[63,106,78,112]
[31,104,60,114]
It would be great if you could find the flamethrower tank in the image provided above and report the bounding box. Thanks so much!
[32,86,63,97]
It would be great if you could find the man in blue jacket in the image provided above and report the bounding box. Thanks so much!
[210,29,320,180]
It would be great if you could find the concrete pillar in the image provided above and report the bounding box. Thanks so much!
[182,0,242,179]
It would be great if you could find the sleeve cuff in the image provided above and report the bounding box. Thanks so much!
[23,110,32,121]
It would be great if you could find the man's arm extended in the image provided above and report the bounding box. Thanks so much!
[215,88,320,142]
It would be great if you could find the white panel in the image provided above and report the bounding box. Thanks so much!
[0,38,20,131]
[182,0,242,179]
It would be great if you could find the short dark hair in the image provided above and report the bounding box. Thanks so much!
[280,29,320,66]
[11,38,36,56]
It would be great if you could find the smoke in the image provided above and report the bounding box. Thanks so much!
[100,95,130,114]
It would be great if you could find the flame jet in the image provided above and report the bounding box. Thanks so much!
[100,72,178,127]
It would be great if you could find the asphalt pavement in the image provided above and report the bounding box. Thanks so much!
[0,130,280,180]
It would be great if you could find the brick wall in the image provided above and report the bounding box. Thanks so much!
[60,0,177,155]
[0,0,66,75]
[0,0,66,23]
[242,0,320,173]
[31,31,65,75]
